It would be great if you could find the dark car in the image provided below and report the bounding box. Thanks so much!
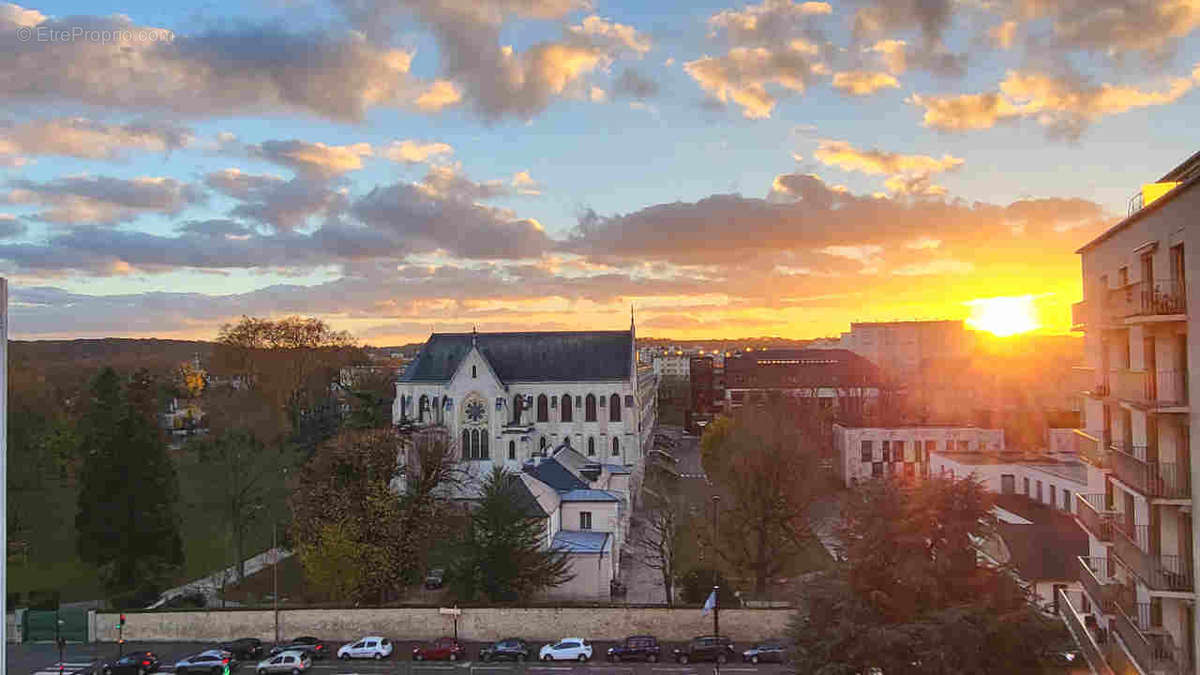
[479,638,531,662]
[220,638,264,661]
[607,635,661,663]
[99,651,161,674]
[424,568,446,590]
[741,642,786,664]
[174,649,236,674]
[673,636,736,664]
[270,637,328,660]
[413,637,466,661]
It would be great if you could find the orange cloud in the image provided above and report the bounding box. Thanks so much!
[685,45,819,118]
[831,70,900,96]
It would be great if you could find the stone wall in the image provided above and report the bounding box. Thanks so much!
[94,607,791,643]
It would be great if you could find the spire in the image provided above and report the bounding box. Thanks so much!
[630,303,635,330]
[472,324,478,347]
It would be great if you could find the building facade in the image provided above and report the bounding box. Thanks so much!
[723,348,880,415]
[833,424,1006,486]
[1066,150,1200,675]
[836,320,974,379]
[653,354,691,381]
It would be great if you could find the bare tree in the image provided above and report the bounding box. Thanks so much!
[630,465,688,604]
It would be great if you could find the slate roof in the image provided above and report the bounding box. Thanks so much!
[523,456,589,492]
[552,530,612,554]
[401,330,633,383]
[992,494,1087,581]
[560,489,620,502]
[507,473,550,518]
[602,463,632,475]
[723,348,882,388]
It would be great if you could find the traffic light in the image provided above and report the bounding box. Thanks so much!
[119,614,126,628]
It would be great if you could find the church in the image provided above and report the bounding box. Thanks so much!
[392,322,658,599]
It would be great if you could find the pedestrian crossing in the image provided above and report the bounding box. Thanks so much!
[32,661,96,675]
[678,473,706,479]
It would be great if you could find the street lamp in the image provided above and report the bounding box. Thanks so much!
[711,494,720,639]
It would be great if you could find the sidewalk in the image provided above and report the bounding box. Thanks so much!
[149,547,292,608]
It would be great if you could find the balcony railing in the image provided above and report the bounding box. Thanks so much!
[1153,369,1189,407]
[1113,602,1188,675]
[1078,556,1118,612]
[1108,285,1140,319]
[1076,493,1116,541]
[1113,369,1146,404]
[1113,523,1195,592]
[1135,278,1187,317]
[1112,447,1191,500]
[1058,588,1117,675]
[1072,430,1109,468]
[1072,300,1088,330]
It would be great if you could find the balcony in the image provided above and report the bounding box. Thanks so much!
[1072,300,1088,331]
[1113,523,1194,593]
[1072,430,1109,468]
[1078,556,1119,613]
[1076,493,1116,541]
[1113,601,1189,675]
[1113,368,1189,410]
[1112,446,1191,500]
[1133,278,1187,319]
[1058,588,1117,675]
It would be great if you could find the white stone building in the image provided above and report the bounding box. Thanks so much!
[653,354,691,381]
[833,424,1006,486]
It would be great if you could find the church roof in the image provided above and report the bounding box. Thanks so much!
[522,456,590,492]
[400,330,633,383]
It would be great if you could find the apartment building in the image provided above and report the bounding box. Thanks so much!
[833,423,1005,486]
[1065,150,1200,675]
[836,320,974,379]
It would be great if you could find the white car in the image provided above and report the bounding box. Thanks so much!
[539,638,593,662]
[256,650,311,674]
[337,636,394,660]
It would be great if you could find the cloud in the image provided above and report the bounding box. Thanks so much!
[511,171,541,196]
[0,213,25,239]
[999,0,1200,59]
[0,6,439,121]
[414,80,464,111]
[205,169,345,231]
[568,15,652,56]
[248,140,374,178]
[989,20,1018,49]
[812,139,964,195]
[612,68,660,100]
[892,259,974,275]
[381,140,455,164]
[418,164,510,201]
[831,70,899,96]
[867,39,907,75]
[849,0,964,75]
[909,66,1200,138]
[6,175,202,225]
[685,44,821,118]
[0,118,192,163]
[709,0,831,46]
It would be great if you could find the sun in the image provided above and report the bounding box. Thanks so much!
[965,295,1040,337]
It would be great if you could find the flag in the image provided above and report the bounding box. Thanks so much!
[702,589,717,615]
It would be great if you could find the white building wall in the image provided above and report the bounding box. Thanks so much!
[834,424,1006,487]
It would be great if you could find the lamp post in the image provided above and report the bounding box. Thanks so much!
[711,494,720,638]
[273,521,280,645]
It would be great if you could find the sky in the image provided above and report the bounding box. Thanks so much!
[2,0,1200,344]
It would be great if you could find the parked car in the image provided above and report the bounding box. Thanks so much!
[424,568,446,589]
[270,638,328,660]
[673,636,736,664]
[539,638,592,662]
[413,637,466,661]
[220,638,264,661]
[479,638,531,662]
[337,636,393,660]
[607,635,661,662]
[255,650,311,675]
[174,649,236,674]
[741,642,787,664]
[98,651,160,674]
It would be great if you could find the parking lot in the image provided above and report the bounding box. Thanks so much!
[9,640,793,675]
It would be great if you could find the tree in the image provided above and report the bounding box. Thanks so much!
[789,475,1065,674]
[343,369,397,430]
[75,368,184,606]
[296,522,365,604]
[630,466,689,605]
[700,405,823,594]
[449,466,573,603]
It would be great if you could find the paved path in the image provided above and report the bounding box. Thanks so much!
[149,547,293,609]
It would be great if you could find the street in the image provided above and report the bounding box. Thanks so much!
[8,641,793,675]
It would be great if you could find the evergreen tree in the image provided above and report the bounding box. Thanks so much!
[76,368,184,606]
[449,466,573,603]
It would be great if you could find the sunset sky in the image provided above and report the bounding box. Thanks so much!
[3,0,1200,343]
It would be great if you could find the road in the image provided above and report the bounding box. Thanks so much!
[9,641,792,675]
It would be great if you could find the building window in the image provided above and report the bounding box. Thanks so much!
[537,394,549,422]
[612,437,620,457]
[580,512,592,530]
[923,440,935,461]
[471,429,480,459]
[610,394,621,422]
[461,429,470,460]
[539,437,547,452]
[1023,477,1030,495]
[957,440,969,452]
[508,440,516,460]
[895,440,906,462]
[481,433,489,460]
[872,462,883,477]
[1001,474,1015,494]
[1050,484,1057,507]
[860,440,872,463]
[1063,489,1072,512]
[881,441,890,462]
[512,395,524,424]
[1036,481,1043,502]
[587,437,595,456]
[419,394,428,422]
[585,394,597,421]
[904,463,915,478]
[472,365,477,378]
[625,395,633,407]
[561,394,573,422]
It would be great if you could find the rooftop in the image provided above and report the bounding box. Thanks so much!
[559,489,620,502]
[990,494,1088,582]
[401,330,632,383]
[552,530,612,554]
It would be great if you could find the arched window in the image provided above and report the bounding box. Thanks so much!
[512,394,524,424]
[560,394,573,422]
[609,394,621,422]
[471,429,480,459]
[585,394,597,421]
[587,437,595,456]
[481,433,489,459]
[461,429,470,460]
[419,394,429,422]
[537,394,549,422]
[432,397,440,424]
[540,437,547,452]
[612,437,620,457]
[472,365,477,378]
[508,440,516,460]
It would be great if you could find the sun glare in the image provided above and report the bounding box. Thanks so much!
[965,295,1040,337]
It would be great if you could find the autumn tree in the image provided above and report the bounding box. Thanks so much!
[789,476,1065,674]
[700,405,823,595]
[75,368,184,606]
[449,466,573,603]
[630,464,690,605]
